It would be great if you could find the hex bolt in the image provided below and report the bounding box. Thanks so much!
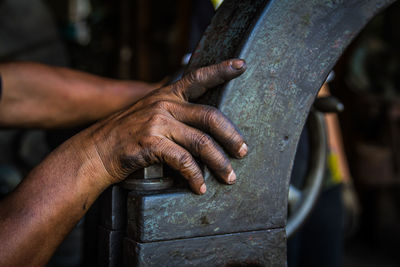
[121,164,174,191]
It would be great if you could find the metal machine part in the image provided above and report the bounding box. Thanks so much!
[286,110,327,238]
[121,177,173,191]
[121,164,174,191]
[314,96,345,113]
[287,95,344,238]
[125,0,394,265]
[98,0,395,266]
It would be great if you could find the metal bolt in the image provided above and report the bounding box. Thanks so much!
[121,164,173,191]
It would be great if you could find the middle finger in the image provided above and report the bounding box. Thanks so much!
[168,102,248,159]
[166,120,236,185]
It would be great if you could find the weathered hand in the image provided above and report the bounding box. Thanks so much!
[84,59,247,194]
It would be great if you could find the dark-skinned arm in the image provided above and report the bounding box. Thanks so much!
[0,62,158,129]
[0,59,248,266]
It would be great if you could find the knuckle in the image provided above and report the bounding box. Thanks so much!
[139,136,161,148]
[148,113,168,126]
[194,133,213,152]
[175,152,204,184]
[178,152,195,170]
[170,81,188,100]
[152,100,169,110]
[203,106,222,127]
[187,69,202,84]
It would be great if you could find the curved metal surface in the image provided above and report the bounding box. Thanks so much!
[126,1,395,264]
[286,110,327,238]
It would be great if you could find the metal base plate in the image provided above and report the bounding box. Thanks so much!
[123,228,287,267]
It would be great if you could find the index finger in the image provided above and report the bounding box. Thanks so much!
[174,59,247,101]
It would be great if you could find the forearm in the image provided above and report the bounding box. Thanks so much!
[0,59,247,266]
[0,132,111,266]
[0,62,156,128]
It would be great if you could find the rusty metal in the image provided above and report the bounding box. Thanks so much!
[97,0,396,266]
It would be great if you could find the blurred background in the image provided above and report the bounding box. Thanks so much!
[331,2,400,266]
[0,0,399,266]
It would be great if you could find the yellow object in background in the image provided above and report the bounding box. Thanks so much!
[328,152,343,184]
[319,83,351,184]
[211,0,224,10]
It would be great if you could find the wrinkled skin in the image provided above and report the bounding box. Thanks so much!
[0,59,248,266]
[89,59,248,194]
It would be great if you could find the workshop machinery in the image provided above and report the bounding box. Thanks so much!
[97,0,396,266]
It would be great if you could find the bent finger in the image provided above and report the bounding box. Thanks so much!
[167,121,236,185]
[153,138,206,194]
[169,103,247,158]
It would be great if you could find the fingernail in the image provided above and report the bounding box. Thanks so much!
[200,183,207,194]
[231,59,245,70]
[238,143,248,158]
[227,170,236,184]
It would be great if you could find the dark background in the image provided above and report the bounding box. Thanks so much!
[0,0,399,266]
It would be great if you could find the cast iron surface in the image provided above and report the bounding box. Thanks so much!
[124,228,286,267]
[127,0,394,245]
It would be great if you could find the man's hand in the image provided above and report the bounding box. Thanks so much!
[81,59,248,194]
[0,59,247,266]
